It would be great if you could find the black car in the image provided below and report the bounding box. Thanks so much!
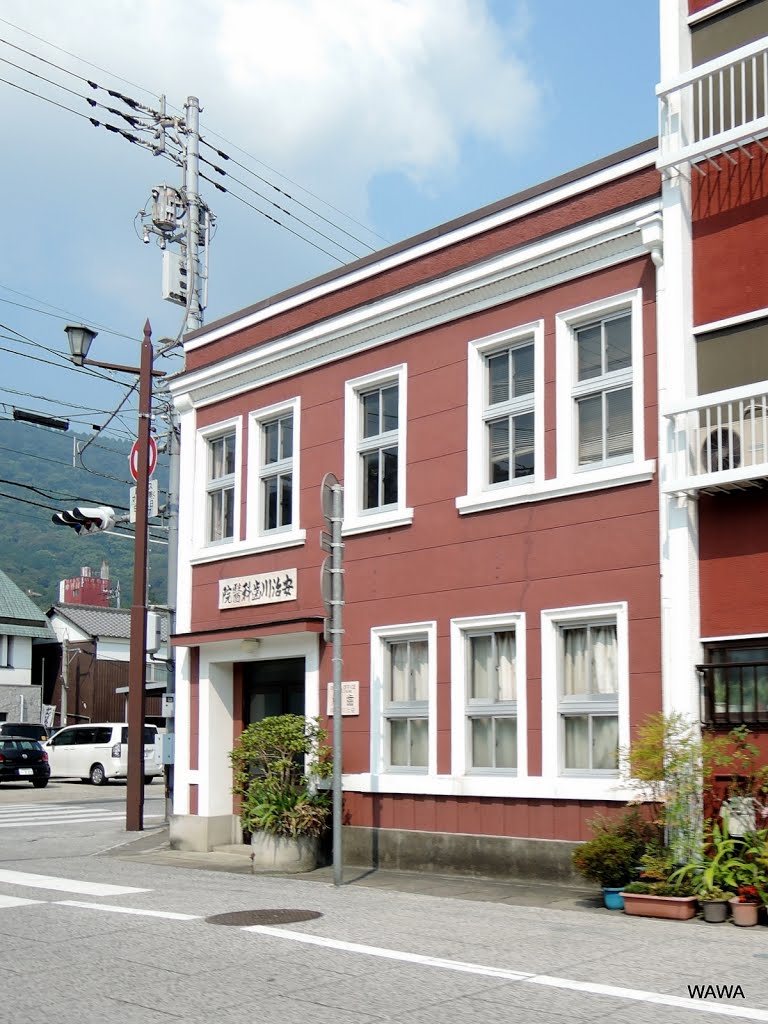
[0,736,50,787]
[0,722,51,742]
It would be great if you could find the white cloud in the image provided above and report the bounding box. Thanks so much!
[1,0,541,214]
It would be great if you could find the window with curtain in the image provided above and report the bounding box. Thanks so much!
[385,636,428,769]
[206,431,236,543]
[573,312,633,467]
[260,411,294,532]
[559,621,618,772]
[484,342,535,485]
[466,629,517,771]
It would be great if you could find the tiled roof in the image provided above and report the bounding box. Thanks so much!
[48,604,169,642]
[0,569,53,639]
[49,604,131,639]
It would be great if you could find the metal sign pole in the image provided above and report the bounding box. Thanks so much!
[330,480,344,887]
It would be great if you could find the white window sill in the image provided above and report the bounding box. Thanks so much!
[456,460,655,514]
[342,772,635,802]
[342,508,414,537]
[190,530,306,565]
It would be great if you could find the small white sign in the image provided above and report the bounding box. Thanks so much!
[129,479,159,522]
[219,568,297,609]
[326,681,359,717]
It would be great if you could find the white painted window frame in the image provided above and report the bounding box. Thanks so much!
[541,601,629,783]
[343,364,413,535]
[556,289,647,485]
[193,417,241,554]
[450,612,527,779]
[458,321,544,510]
[246,397,306,551]
[370,621,437,776]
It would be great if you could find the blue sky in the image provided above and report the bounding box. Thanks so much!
[0,0,659,451]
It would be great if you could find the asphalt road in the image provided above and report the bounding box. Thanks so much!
[2,791,768,1023]
[0,776,164,804]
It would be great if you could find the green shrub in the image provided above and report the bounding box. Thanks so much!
[230,714,332,838]
[572,833,637,889]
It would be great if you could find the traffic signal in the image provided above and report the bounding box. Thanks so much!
[51,506,116,534]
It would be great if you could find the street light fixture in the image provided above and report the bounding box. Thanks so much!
[64,319,163,832]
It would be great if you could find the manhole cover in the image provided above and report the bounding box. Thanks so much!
[205,909,323,927]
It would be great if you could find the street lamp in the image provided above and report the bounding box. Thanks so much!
[65,319,163,832]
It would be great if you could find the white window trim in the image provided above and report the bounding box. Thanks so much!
[556,289,645,480]
[246,397,306,551]
[541,602,629,789]
[370,621,437,776]
[193,417,242,557]
[343,364,413,535]
[458,321,544,509]
[450,613,527,779]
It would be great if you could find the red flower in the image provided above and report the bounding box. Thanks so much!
[738,885,760,904]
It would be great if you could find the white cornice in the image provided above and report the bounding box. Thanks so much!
[171,199,661,410]
[184,150,657,354]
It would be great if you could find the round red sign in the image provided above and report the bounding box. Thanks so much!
[129,436,158,481]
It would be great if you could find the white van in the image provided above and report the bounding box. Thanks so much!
[44,723,163,786]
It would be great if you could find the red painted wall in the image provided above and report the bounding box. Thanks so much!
[689,0,722,12]
[189,256,662,841]
[692,143,768,325]
[699,491,768,636]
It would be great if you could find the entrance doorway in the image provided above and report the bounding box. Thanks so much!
[243,657,305,725]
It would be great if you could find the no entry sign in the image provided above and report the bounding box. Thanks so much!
[129,436,158,481]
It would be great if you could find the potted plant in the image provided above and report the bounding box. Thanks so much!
[229,714,332,873]
[572,808,656,910]
[730,885,762,927]
[621,845,698,920]
[696,885,732,923]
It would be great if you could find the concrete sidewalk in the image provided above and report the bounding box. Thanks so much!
[111,826,602,914]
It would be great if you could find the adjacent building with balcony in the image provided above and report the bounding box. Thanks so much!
[658,0,768,748]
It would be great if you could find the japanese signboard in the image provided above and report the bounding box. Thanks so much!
[219,568,297,609]
[326,680,360,717]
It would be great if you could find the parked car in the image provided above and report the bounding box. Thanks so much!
[0,736,50,787]
[0,722,51,742]
[44,723,163,786]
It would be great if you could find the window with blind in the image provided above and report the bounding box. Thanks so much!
[485,342,535,485]
[558,620,619,773]
[206,430,236,543]
[384,637,429,769]
[466,629,517,771]
[573,312,633,467]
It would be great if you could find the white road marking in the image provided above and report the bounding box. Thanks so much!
[57,900,200,920]
[246,926,768,1023]
[0,869,150,896]
[0,894,44,908]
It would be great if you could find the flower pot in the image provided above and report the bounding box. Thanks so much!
[621,892,698,920]
[701,899,729,923]
[729,897,761,927]
[250,831,320,873]
[602,887,625,910]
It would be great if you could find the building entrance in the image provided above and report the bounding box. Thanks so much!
[243,657,305,725]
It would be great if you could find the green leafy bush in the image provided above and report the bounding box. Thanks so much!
[572,833,637,889]
[230,715,332,838]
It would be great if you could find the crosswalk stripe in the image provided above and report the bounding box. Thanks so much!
[0,868,150,896]
[0,894,44,908]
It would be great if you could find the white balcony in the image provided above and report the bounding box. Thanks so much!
[663,382,768,494]
[658,36,768,171]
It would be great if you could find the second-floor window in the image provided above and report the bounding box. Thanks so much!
[260,412,293,531]
[485,342,535,484]
[206,431,236,543]
[360,383,399,511]
[573,312,633,467]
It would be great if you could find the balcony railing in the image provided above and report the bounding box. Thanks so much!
[658,36,768,170]
[663,382,768,493]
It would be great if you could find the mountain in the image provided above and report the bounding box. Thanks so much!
[0,419,169,608]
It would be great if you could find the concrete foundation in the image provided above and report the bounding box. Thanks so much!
[169,813,240,852]
[342,825,583,884]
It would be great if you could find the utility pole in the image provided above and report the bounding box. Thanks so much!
[60,636,69,728]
